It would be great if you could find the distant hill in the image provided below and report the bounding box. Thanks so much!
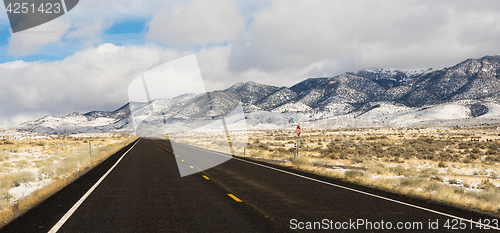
[19,55,500,134]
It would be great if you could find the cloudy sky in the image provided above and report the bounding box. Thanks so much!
[1,0,500,127]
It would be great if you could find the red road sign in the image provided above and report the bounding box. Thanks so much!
[296,125,301,137]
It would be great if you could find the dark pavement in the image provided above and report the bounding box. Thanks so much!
[1,138,499,232]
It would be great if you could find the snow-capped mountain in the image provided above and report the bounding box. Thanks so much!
[18,55,500,134]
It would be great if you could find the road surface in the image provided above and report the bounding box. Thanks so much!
[1,138,498,232]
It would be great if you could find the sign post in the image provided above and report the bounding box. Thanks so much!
[89,140,92,157]
[295,125,301,159]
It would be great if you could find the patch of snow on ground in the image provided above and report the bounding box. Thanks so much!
[8,179,53,200]
[389,103,470,127]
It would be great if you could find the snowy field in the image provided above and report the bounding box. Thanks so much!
[0,129,136,225]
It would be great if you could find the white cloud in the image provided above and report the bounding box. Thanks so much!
[0,44,175,126]
[5,0,178,56]
[4,0,500,127]
[64,19,111,47]
[146,0,244,48]
[0,43,238,127]
[67,0,176,19]
[8,18,71,56]
[229,0,500,74]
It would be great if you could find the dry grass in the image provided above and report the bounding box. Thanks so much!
[292,156,313,167]
[0,133,137,227]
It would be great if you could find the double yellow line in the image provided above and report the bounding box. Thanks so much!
[152,140,195,170]
[152,140,243,203]
[201,174,242,203]
[152,140,175,155]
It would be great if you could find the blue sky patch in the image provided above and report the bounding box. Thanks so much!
[0,19,149,63]
[106,20,147,35]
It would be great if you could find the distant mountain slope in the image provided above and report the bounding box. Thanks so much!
[19,55,500,134]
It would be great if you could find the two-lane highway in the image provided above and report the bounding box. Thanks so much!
[2,138,499,232]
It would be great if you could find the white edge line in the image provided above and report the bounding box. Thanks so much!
[180,143,500,231]
[48,138,141,233]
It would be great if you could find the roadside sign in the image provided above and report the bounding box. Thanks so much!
[295,125,300,159]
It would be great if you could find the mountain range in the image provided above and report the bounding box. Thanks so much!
[19,55,500,134]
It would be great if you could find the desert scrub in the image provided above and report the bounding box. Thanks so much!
[226,127,500,215]
[0,193,12,209]
[312,158,332,166]
[33,160,50,168]
[350,156,365,164]
[425,182,444,192]
[13,159,30,169]
[452,186,466,194]
[365,162,388,175]
[390,164,406,175]
[0,134,136,227]
[269,152,291,160]
[0,171,35,189]
[399,177,422,187]
[292,156,313,167]
[447,178,459,185]
[345,170,364,179]
[478,179,497,190]
[39,164,57,177]
[12,171,35,187]
[250,152,263,158]
[475,189,500,204]
[0,152,9,162]
[55,157,81,175]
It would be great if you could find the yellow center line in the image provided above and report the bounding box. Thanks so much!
[202,175,210,180]
[181,160,184,162]
[189,166,194,168]
[228,194,242,202]
[152,141,176,156]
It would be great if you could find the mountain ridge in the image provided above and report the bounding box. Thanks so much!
[19,55,500,134]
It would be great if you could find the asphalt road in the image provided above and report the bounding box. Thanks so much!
[1,138,499,232]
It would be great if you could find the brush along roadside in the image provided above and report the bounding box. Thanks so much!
[243,153,500,217]
[176,126,500,217]
[0,134,138,228]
